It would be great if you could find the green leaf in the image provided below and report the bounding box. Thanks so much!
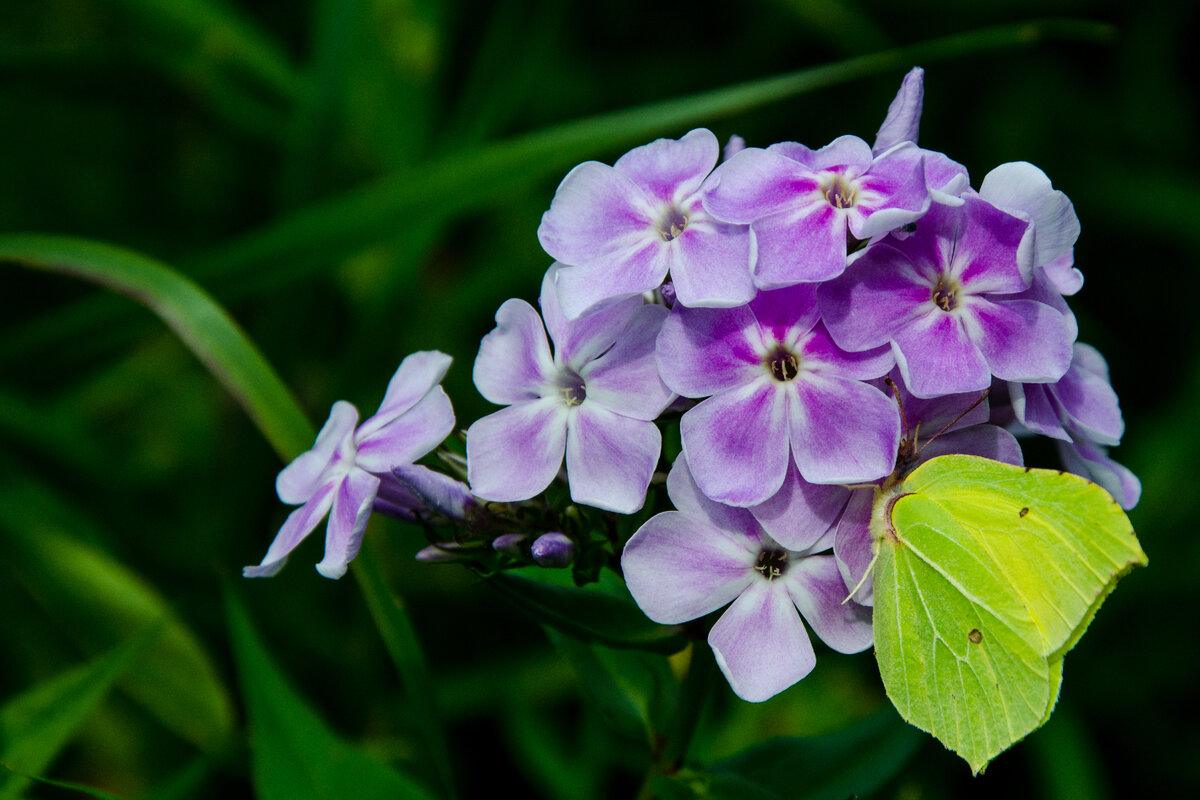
[0,627,156,799]
[544,628,677,744]
[484,573,689,654]
[652,708,923,800]
[225,589,439,800]
[0,480,235,753]
[872,454,1147,774]
[0,235,315,462]
[0,766,127,800]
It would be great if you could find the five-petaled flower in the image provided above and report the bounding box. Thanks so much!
[466,265,674,513]
[244,351,455,579]
[622,455,873,702]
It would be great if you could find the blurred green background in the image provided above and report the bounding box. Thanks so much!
[1,1,1196,798]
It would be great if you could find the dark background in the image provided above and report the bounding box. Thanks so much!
[2,1,1195,797]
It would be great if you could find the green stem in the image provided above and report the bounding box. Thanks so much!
[353,539,457,800]
[637,642,716,798]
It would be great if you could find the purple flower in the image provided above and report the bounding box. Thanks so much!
[1008,343,1140,509]
[622,454,873,702]
[466,266,674,513]
[245,351,455,579]
[703,135,929,288]
[537,128,753,318]
[656,283,899,506]
[820,197,1074,398]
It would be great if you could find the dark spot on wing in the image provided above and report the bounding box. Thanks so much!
[968,629,983,644]
[1019,507,1029,517]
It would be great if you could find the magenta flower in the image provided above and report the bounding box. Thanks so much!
[703,134,929,289]
[656,283,899,506]
[622,454,873,702]
[467,266,674,513]
[245,351,455,579]
[537,128,753,318]
[820,196,1075,398]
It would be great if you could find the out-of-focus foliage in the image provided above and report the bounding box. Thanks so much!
[1,1,1195,797]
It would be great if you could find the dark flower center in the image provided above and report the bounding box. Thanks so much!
[755,548,789,581]
[658,206,689,241]
[931,277,959,312]
[822,174,857,209]
[557,369,587,406]
[766,346,801,382]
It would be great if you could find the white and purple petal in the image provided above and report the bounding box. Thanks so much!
[315,468,381,579]
[357,351,453,440]
[466,400,568,502]
[785,555,874,653]
[565,406,661,513]
[473,299,557,405]
[708,580,816,702]
[245,478,340,578]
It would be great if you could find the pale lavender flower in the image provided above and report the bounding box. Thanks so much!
[1008,343,1140,509]
[245,351,455,579]
[704,135,930,289]
[537,128,753,318]
[656,283,899,507]
[467,266,674,513]
[622,454,873,703]
[820,196,1075,398]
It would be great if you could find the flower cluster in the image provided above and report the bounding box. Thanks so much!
[246,67,1137,703]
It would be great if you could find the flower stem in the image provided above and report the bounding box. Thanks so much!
[637,643,716,798]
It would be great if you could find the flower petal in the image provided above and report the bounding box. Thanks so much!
[276,401,358,505]
[466,400,567,502]
[667,216,755,309]
[565,406,661,513]
[834,490,876,606]
[709,580,816,702]
[680,380,790,506]
[357,351,452,440]
[966,298,1073,384]
[704,147,820,223]
[473,298,556,405]
[622,510,756,624]
[750,461,851,552]
[613,128,718,203]
[789,375,899,484]
[554,245,670,320]
[656,303,762,398]
[315,468,381,579]
[537,161,655,266]
[582,303,674,420]
[873,67,924,153]
[355,387,454,472]
[244,478,338,578]
[665,452,765,541]
[892,311,991,398]
[786,555,874,653]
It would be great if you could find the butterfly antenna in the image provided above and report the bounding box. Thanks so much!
[842,550,879,605]
[885,376,911,446]
[915,387,992,458]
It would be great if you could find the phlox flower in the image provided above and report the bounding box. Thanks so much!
[1007,343,1140,509]
[467,266,674,513]
[820,196,1075,399]
[703,134,929,289]
[245,351,455,579]
[537,128,753,319]
[656,283,900,507]
[622,454,873,702]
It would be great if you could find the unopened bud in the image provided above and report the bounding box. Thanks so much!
[491,533,526,557]
[530,532,574,568]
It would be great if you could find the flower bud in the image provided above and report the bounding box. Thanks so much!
[491,533,526,557]
[530,532,574,568]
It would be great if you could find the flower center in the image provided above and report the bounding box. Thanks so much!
[765,346,801,382]
[822,174,858,209]
[754,548,789,581]
[557,369,587,406]
[658,206,689,242]
[931,276,960,312]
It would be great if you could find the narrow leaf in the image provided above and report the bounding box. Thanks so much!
[0,626,157,799]
[225,589,439,800]
[0,235,315,462]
